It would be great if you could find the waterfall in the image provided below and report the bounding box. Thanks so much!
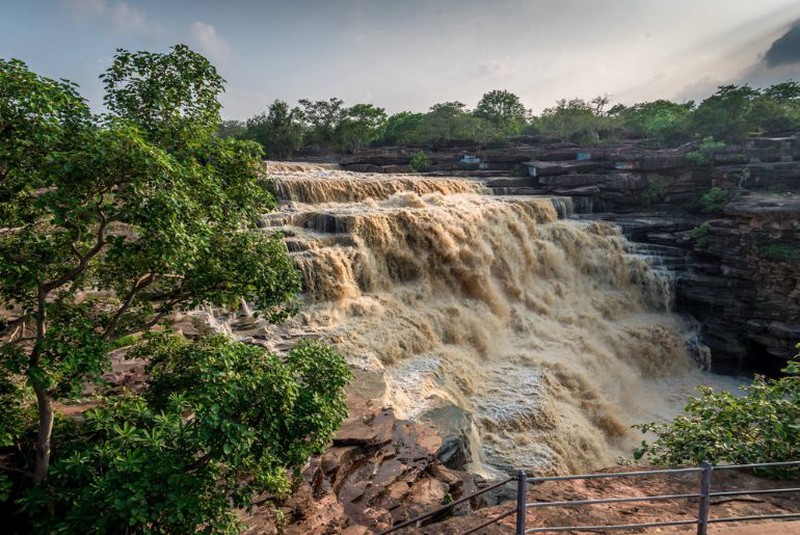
[241,167,733,476]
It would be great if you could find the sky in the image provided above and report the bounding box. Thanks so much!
[3,0,800,120]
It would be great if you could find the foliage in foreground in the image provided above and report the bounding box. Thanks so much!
[16,335,350,534]
[634,351,800,475]
[0,45,302,486]
[1,46,353,532]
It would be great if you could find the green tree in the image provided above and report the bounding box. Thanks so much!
[101,45,224,139]
[0,46,301,484]
[755,81,800,134]
[685,137,727,167]
[635,353,800,474]
[691,84,761,141]
[693,185,730,213]
[532,97,617,144]
[380,111,427,145]
[409,150,430,172]
[691,221,711,247]
[474,89,527,135]
[241,99,304,158]
[336,103,387,151]
[615,99,694,146]
[17,335,350,533]
[297,97,346,148]
[216,119,245,139]
[418,102,468,143]
[416,101,498,144]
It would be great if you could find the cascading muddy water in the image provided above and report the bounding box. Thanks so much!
[245,166,729,476]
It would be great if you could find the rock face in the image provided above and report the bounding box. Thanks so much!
[676,195,800,372]
[243,397,486,534]
[598,202,800,373]
[331,137,800,372]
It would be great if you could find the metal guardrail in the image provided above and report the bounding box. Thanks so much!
[377,460,800,534]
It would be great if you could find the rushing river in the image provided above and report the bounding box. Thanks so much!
[211,162,745,476]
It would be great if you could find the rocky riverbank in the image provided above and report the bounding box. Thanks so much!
[241,394,490,535]
[240,396,800,534]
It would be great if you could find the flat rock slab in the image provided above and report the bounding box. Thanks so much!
[725,194,800,217]
[334,409,395,447]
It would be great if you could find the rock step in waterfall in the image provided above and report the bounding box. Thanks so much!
[232,166,743,476]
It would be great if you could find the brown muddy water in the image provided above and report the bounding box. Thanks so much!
[200,162,745,477]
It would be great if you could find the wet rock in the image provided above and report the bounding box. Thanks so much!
[404,478,448,517]
[173,318,201,339]
[333,409,395,447]
[768,320,800,340]
[671,194,800,371]
[436,436,470,471]
[243,399,489,534]
[422,404,474,471]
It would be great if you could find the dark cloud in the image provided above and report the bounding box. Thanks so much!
[764,20,800,67]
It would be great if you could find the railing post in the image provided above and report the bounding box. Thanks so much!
[516,470,528,535]
[697,460,712,535]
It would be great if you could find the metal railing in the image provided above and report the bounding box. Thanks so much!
[377,460,800,534]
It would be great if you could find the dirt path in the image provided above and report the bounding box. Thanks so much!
[665,520,800,534]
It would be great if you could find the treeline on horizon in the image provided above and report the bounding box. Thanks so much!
[219,83,800,158]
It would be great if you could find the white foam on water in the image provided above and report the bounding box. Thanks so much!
[242,168,744,475]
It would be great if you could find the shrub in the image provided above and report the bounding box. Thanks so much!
[16,335,351,533]
[695,187,730,213]
[686,136,727,166]
[691,221,711,247]
[757,244,800,264]
[634,349,800,477]
[409,150,430,172]
[640,178,666,208]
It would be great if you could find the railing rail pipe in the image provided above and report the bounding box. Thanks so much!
[526,466,702,484]
[710,486,800,498]
[525,518,700,533]
[713,460,800,471]
[526,491,700,509]
[516,470,528,535]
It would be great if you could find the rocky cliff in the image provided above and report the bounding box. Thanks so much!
[335,138,800,372]
[678,195,800,372]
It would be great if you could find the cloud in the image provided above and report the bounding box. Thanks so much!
[476,59,506,77]
[63,0,163,38]
[475,58,517,80]
[187,21,231,65]
[764,20,800,67]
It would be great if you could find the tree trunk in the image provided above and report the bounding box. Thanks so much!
[32,384,54,484]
